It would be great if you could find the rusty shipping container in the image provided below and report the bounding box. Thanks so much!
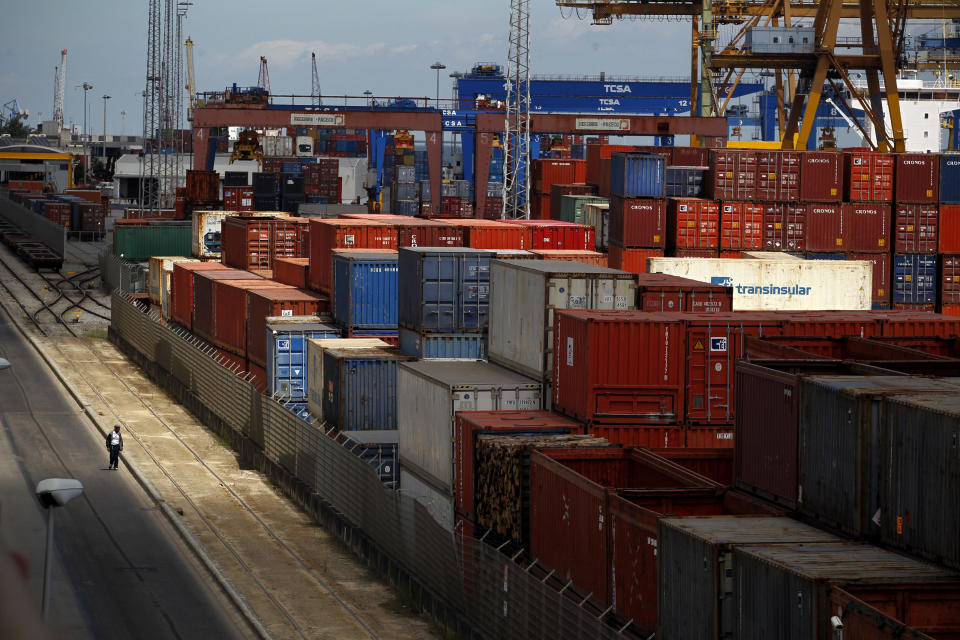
[185,169,220,201]
[635,273,732,313]
[273,257,310,289]
[895,204,938,254]
[755,150,800,201]
[799,151,843,202]
[170,261,229,329]
[608,196,666,248]
[666,198,719,251]
[844,151,894,202]
[763,202,806,251]
[895,153,939,204]
[706,149,757,200]
[444,219,526,250]
[719,201,763,250]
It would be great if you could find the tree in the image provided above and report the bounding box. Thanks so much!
[0,114,32,138]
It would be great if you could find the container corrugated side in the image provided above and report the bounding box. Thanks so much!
[170,262,229,329]
[397,328,486,359]
[114,223,191,260]
[247,288,326,366]
[829,583,960,639]
[148,256,198,304]
[397,361,543,493]
[322,348,413,430]
[487,260,636,381]
[305,338,390,421]
[646,256,872,310]
[609,152,666,199]
[397,247,491,333]
[333,252,399,329]
[895,154,939,204]
[264,319,340,399]
[940,154,960,204]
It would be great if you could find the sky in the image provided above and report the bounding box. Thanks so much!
[2,1,693,134]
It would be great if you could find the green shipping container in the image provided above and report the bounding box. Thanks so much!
[560,195,608,224]
[113,223,192,260]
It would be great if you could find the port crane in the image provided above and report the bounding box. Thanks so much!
[52,49,67,128]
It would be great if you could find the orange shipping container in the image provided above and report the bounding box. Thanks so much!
[273,257,310,289]
[844,151,894,202]
[528,249,607,267]
[608,246,664,273]
[940,205,960,253]
[719,201,763,250]
[211,279,286,355]
[308,219,394,293]
[246,287,327,366]
[443,219,527,250]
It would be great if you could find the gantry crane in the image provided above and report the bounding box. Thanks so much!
[258,56,271,96]
[311,52,322,107]
[556,0,960,151]
[52,49,67,128]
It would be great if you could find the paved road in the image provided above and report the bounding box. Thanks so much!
[0,307,255,640]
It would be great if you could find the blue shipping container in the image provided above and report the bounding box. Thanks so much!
[333,253,399,329]
[284,401,312,423]
[940,154,960,204]
[610,152,666,199]
[395,200,419,216]
[322,348,412,430]
[266,319,341,399]
[893,254,937,304]
[337,430,399,489]
[399,328,486,359]
[398,247,491,333]
[665,166,705,198]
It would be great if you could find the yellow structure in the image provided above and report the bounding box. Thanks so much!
[0,147,75,189]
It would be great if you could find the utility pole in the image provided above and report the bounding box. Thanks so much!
[430,61,446,104]
[102,95,111,168]
[79,82,93,181]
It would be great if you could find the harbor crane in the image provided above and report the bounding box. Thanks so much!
[52,49,67,128]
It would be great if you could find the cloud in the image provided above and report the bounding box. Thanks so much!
[390,44,419,54]
[209,39,390,71]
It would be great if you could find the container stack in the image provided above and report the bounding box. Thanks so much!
[530,158,587,219]
[892,154,939,310]
[607,151,668,273]
[438,180,472,218]
[303,158,340,204]
[940,154,960,316]
[252,172,278,211]
[548,184,598,222]
[392,164,418,216]
[261,317,340,408]
[333,250,399,341]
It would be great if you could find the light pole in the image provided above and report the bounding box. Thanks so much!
[101,95,111,168]
[120,110,126,137]
[79,82,93,180]
[35,478,84,621]
[430,62,446,104]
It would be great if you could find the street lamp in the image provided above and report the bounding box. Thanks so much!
[430,61,446,104]
[102,95,111,168]
[35,478,84,621]
[78,82,93,181]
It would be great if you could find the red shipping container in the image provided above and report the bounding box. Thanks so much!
[941,255,960,305]
[586,424,682,448]
[212,280,289,355]
[530,448,718,609]
[850,252,892,309]
[246,287,326,366]
[531,159,587,194]
[223,186,254,212]
[247,360,267,394]
[942,304,960,318]
[221,217,301,271]
[895,153,939,203]
[509,220,595,251]
[193,271,266,342]
[654,448,734,484]
[64,188,102,203]
[805,202,890,252]
[273,257,310,289]
[706,149,757,200]
[549,183,596,220]
[798,151,843,202]
[608,246,664,274]
[670,146,710,167]
[453,410,584,523]
[443,219,526,250]
[185,169,220,201]
[755,151,800,201]
[636,273,732,313]
[609,491,779,633]
[674,248,720,258]
[212,347,246,376]
[667,198,719,250]
[170,262,230,329]
[609,197,667,248]
[595,159,611,198]
[528,249,607,267]
[308,219,377,293]
[685,426,735,448]
[553,310,685,425]
[482,196,503,220]
[719,201,763,250]
[892,303,936,312]
[895,204,938,254]
[844,151,894,202]
[829,584,960,640]
[10,180,44,192]
[939,205,960,253]
[763,203,806,251]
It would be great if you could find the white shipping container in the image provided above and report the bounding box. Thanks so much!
[161,268,173,320]
[191,211,230,258]
[262,135,294,157]
[647,257,872,311]
[148,256,198,304]
[488,260,636,381]
[400,466,454,532]
[295,136,313,157]
[306,338,390,421]
[583,202,609,252]
[338,157,368,204]
[397,361,542,494]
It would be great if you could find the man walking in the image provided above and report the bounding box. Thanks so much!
[105,424,123,470]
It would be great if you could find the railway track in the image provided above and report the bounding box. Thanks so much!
[0,246,433,640]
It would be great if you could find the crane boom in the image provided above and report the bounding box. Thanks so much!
[311,52,321,107]
[53,49,67,127]
[185,37,196,113]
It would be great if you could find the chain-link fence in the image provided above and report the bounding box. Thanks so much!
[110,292,628,639]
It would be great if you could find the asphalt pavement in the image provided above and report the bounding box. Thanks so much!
[0,307,254,640]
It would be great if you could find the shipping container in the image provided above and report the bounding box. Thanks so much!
[755,150,800,201]
[707,149,757,200]
[844,151,894,202]
[508,220,595,251]
[338,430,399,489]
[829,583,960,639]
[940,154,960,204]
[583,202,609,252]
[397,247,491,333]
[894,203,938,254]
[397,361,542,495]
[170,261,230,329]
[763,202,806,251]
[305,338,391,421]
[942,255,960,305]
[223,186,254,212]
[586,144,639,187]
[940,204,960,253]
[609,152,666,199]
[148,256,198,305]
[191,210,230,258]
[333,251,398,329]
[531,158,587,194]
[664,166,706,198]
[322,347,413,430]
[531,448,718,609]
[185,169,220,201]
[850,251,892,309]
[666,198,719,251]
[246,288,326,366]
[488,260,637,382]
[400,465,455,531]
[798,151,843,202]
[453,410,584,523]
[308,219,386,293]
[221,216,305,272]
[608,197,666,248]
[586,424,683,448]
[114,221,191,260]
[191,269,264,340]
[805,202,890,252]
[211,280,285,354]
[264,318,340,398]
[549,184,597,220]
[527,249,606,267]
[397,328,486,359]
[657,517,841,640]
[556,194,607,224]
[607,246,665,274]
[273,257,310,289]
[733,543,958,640]
[895,154,939,204]
[671,146,710,167]
[443,219,526,250]
[719,201,763,250]
[635,272,732,313]
[647,256,872,311]
[893,254,938,305]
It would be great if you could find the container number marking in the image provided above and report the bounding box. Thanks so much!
[615,295,627,309]
[566,337,574,367]
[716,432,733,440]
[569,295,587,308]
[278,339,291,350]
[710,337,727,352]
[281,309,293,317]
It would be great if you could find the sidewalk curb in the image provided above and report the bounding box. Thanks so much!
[0,299,272,640]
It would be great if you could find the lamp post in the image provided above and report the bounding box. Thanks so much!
[79,83,93,180]
[35,478,84,621]
[101,95,111,168]
[430,61,446,104]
